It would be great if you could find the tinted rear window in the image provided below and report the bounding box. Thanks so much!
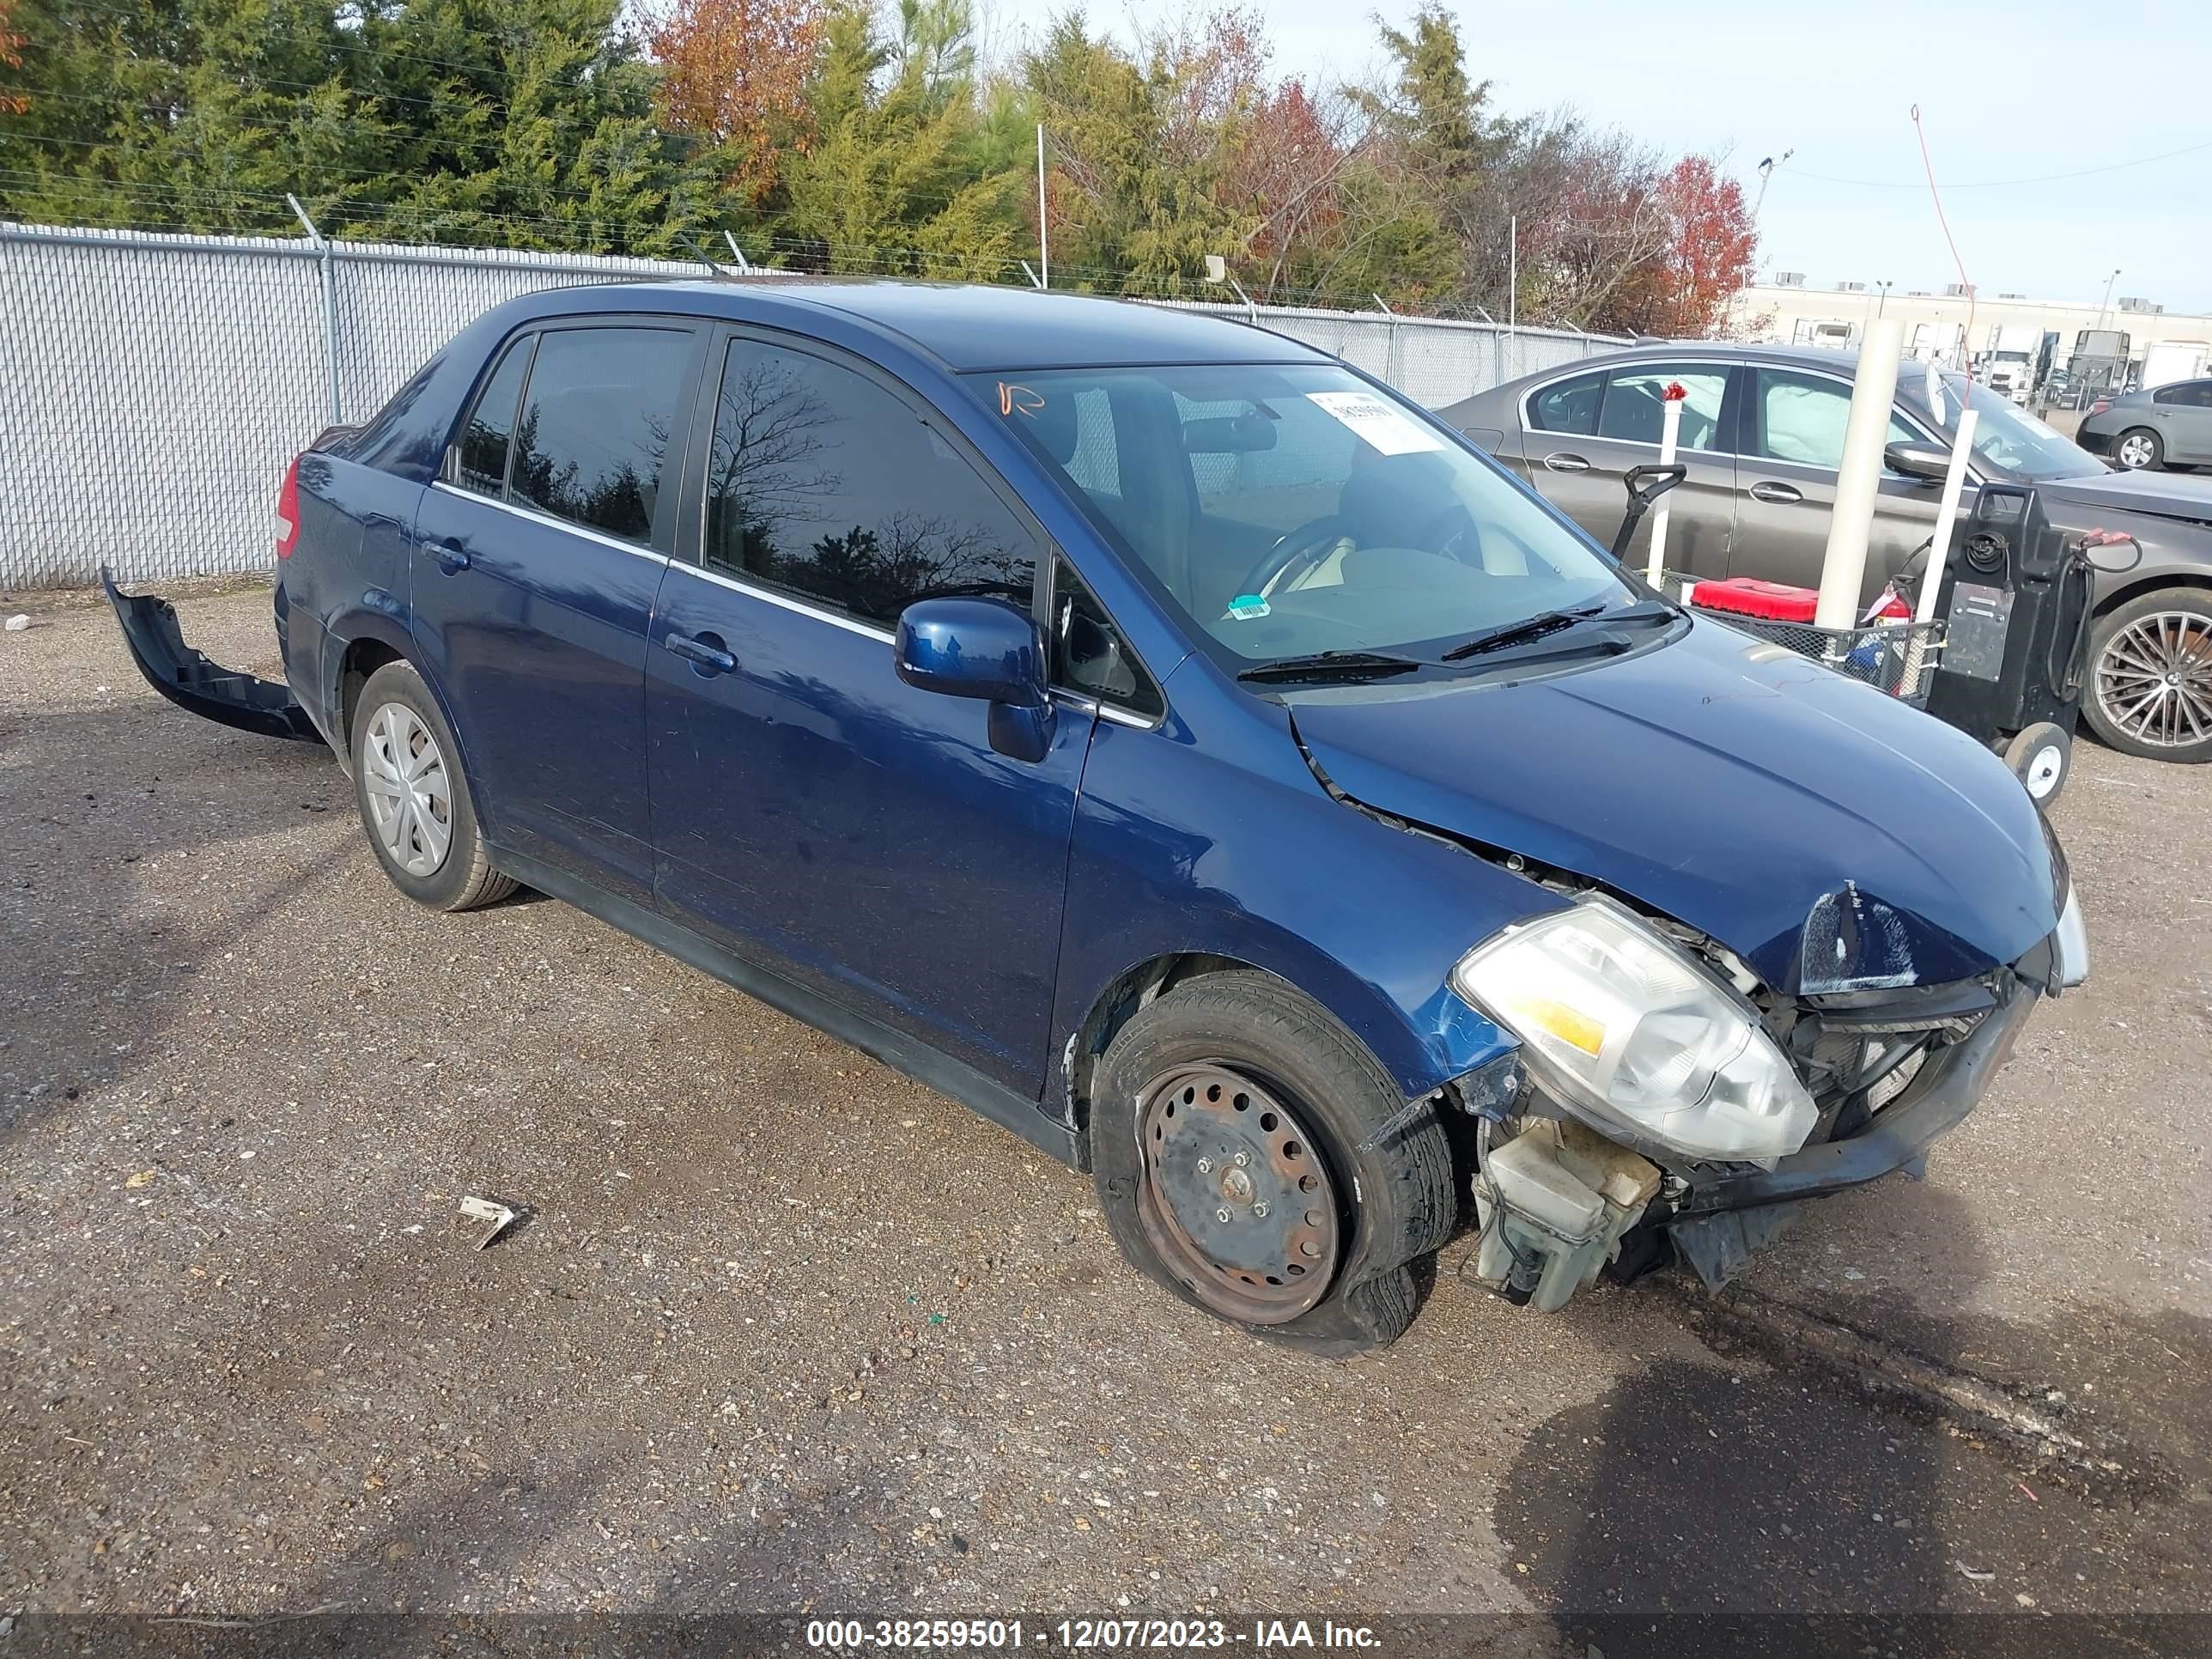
[1529,371,1601,435]
[511,327,693,543]
[456,337,532,496]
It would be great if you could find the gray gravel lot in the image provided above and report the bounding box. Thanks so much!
[2,584,2207,1647]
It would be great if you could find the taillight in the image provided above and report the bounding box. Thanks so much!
[2089,398,2111,416]
[275,454,301,558]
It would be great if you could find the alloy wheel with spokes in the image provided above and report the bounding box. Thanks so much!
[2094,609,2212,752]
[2114,430,2160,471]
[362,700,455,876]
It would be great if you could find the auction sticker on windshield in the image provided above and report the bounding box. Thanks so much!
[1305,391,1444,456]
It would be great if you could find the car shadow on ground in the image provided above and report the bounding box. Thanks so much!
[1492,1190,2209,1657]
[0,696,356,1140]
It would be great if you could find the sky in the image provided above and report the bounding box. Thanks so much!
[982,0,2212,313]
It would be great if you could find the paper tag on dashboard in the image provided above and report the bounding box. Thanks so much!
[1304,391,1445,455]
[1226,593,1271,620]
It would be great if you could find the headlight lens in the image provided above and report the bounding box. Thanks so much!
[1451,898,1817,1164]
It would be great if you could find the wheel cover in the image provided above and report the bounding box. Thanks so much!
[2116,433,2155,469]
[362,701,455,877]
[1134,1063,1341,1324]
[2095,610,2212,750]
[2023,743,2064,798]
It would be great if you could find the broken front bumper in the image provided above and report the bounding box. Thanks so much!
[101,569,321,744]
[1474,930,2059,1304]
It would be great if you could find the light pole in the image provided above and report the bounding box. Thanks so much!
[1875,279,1893,318]
[2098,267,2121,331]
[1753,149,1793,223]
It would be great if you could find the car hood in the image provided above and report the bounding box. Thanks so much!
[2036,466,2212,525]
[1289,618,2059,994]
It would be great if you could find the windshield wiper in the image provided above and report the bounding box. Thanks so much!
[1439,599,1674,662]
[1236,649,1425,684]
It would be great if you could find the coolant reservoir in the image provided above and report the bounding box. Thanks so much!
[1474,1121,1661,1313]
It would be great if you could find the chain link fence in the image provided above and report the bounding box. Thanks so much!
[0,221,1620,590]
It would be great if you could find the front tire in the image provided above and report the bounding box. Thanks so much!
[2081,586,2212,763]
[2113,428,2163,471]
[1090,970,1455,1355]
[350,660,517,910]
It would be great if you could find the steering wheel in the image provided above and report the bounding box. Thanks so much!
[1233,515,1358,605]
[1413,504,1483,567]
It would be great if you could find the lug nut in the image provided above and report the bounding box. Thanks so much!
[1233,1151,1250,1167]
[1216,1208,1233,1224]
[1252,1201,1270,1218]
[1196,1157,1212,1174]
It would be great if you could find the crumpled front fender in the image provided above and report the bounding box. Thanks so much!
[101,568,322,744]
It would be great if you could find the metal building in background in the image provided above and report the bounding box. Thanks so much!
[0,222,1619,590]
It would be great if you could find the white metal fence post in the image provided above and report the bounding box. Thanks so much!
[286,195,341,426]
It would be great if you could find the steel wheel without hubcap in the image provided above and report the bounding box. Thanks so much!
[1135,1062,1340,1325]
[361,700,454,877]
[2094,611,2212,750]
[2115,432,2159,470]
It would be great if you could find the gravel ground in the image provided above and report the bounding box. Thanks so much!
[2,583,2206,1651]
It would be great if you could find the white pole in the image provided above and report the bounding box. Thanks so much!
[1036,124,1049,289]
[1644,391,1683,587]
[1914,407,1978,627]
[1900,404,1979,697]
[1814,316,1906,631]
[1507,216,1517,338]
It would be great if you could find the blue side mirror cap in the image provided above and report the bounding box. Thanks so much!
[895,597,1049,709]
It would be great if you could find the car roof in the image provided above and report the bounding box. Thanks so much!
[518,278,1329,373]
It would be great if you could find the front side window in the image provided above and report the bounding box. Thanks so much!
[456,337,532,495]
[1598,365,1729,450]
[1528,371,1602,435]
[1749,368,1918,470]
[509,326,692,542]
[1053,557,1161,717]
[704,342,1040,626]
[981,362,1648,673]
[1902,374,2103,483]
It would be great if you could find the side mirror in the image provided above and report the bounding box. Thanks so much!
[1884,440,1955,483]
[895,596,1055,762]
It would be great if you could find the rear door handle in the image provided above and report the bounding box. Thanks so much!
[1748,481,1803,504]
[1541,453,1592,473]
[663,631,737,675]
[430,538,471,574]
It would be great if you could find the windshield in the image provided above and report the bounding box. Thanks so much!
[1908,373,2103,483]
[975,362,1642,670]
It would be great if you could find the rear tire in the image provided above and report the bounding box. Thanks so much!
[2113,428,2162,471]
[350,660,517,910]
[1090,970,1455,1355]
[2081,586,2212,763]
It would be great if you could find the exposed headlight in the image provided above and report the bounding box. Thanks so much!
[1450,897,1817,1164]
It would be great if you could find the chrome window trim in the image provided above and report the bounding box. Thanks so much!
[678,559,898,643]
[428,480,671,562]
[1514,356,1989,485]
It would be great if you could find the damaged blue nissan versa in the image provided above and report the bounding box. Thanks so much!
[108,281,2088,1350]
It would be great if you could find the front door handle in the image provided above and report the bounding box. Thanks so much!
[663,631,738,675]
[1748,481,1803,504]
[431,539,471,574]
[1541,452,1592,473]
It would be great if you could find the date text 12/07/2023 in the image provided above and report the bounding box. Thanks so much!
[805,1618,1384,1650]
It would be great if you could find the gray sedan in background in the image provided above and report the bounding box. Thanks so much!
[2078,379,2212,471]
[1441,343,2212,763]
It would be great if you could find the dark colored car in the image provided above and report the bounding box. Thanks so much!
[1443,343,2212,763]
[2078,378,2212,473]
[107,282,2084,1346]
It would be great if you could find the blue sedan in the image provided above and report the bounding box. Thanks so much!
[106,280,2084,1346]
